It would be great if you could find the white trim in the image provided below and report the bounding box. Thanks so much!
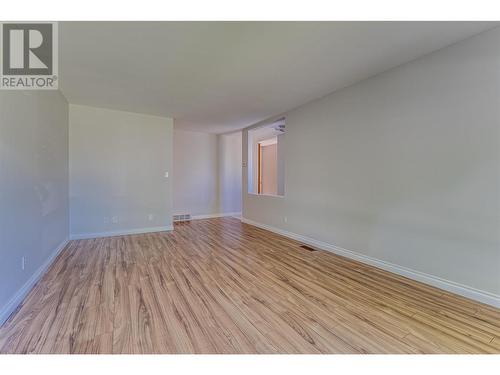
[259,137,277,146]
[247,193,284,198]
[0,237,69,326]
[191,212,242,220]
[70,225,173,240]
[241,218,500,308]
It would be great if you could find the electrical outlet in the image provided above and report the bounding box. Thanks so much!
[112,216,119,224]
[21,256,25,271]
[164,171,169,178]
[148,214,154,221]
[283,216,288,223]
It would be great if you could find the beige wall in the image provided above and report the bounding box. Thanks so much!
[242,28,500,304]
[276,134,285,196]
[0,91,69,324]
[261,143,278,195]
[69,104,173,237]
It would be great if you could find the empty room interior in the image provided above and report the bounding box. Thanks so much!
[1,21,500,355]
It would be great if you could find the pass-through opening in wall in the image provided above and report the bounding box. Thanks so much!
[248,118,285,197]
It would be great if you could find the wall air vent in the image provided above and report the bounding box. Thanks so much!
[272,117,286,133]
[173,214,191,222]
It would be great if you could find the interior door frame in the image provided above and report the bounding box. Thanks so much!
[257,143,262,194]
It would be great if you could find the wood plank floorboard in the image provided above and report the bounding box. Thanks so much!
[0,217,499,354]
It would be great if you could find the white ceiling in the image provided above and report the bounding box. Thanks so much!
[60,22,498,133]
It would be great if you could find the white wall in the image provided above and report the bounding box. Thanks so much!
[0,91,69,323]
[173,129,218,216]
[218,131,242,214]
[69,104,173,237]
[242,28,500,304]
[173,129,242,217]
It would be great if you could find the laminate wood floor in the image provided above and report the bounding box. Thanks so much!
[1,217,499,354]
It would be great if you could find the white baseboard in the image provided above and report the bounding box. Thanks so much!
[191,212,242,220]
[0,237,69,326]
[70,225,174,240]
[241,218,500,308]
